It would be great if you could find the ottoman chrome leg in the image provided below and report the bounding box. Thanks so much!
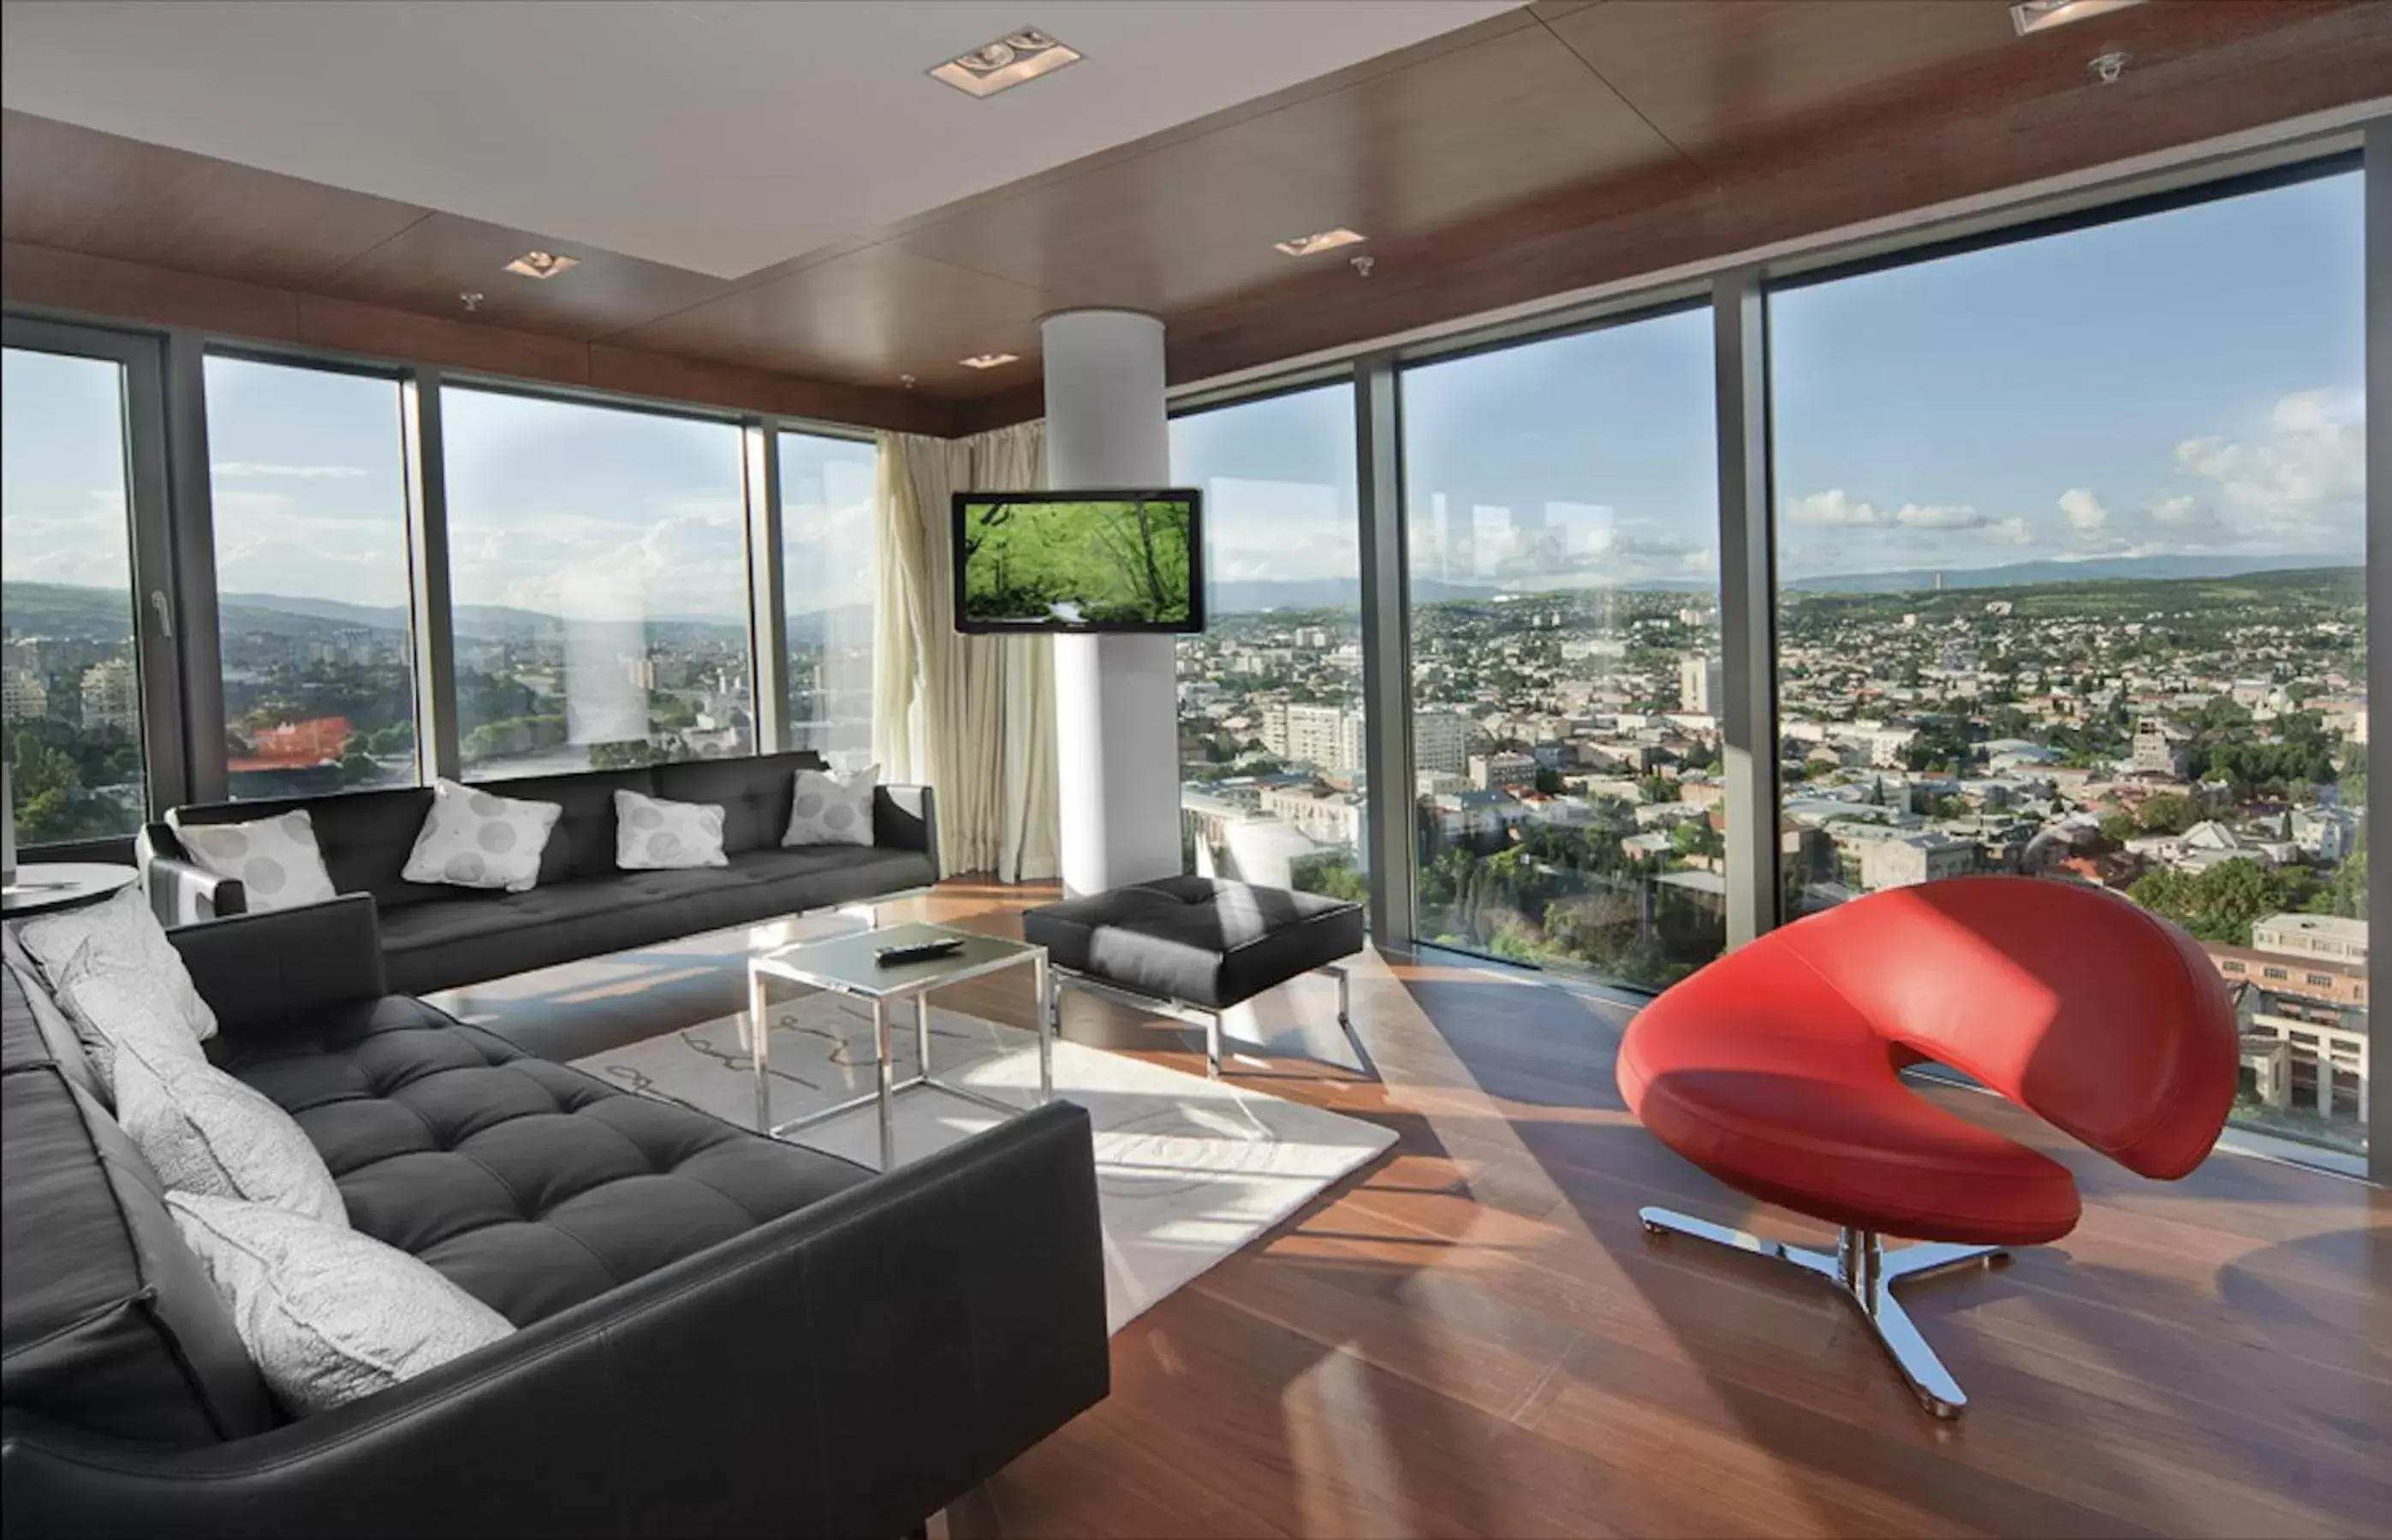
[1205,1008,1223,1079]
[1638,1207,2005,1418]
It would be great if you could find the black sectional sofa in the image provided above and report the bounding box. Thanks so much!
[1,896,1109,1539]
[140,751,937,996]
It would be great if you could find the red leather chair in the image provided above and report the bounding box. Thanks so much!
[1618,876,2238,1417]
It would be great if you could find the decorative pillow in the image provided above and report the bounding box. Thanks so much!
[782,764,878,848]
[166,1191,514,1418]
[166,808,338,913]
[13,884,218,1044]
[55,972,213,1105]
[113,1038,346,1226]
[400,778,561,893]
[614,788,727,871]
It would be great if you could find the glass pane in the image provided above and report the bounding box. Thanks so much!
[205,356,419,798]
[1169,384,1366,906]
[779,431,878,772]
[1770,171,2367,1155]
[2,347,148,844]
[441,389,753,779]
[1402,310,1724,987]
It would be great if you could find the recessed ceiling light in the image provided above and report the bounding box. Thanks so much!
[2009,0,2145,36]
[931,28,1081,98]
[505,250,580,280]
[1274,229,1367,258]
[959,353,1020,370]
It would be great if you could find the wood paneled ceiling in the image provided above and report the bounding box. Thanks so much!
[5,0,2387,434]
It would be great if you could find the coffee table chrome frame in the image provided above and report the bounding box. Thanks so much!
[1050,960,1372,1081]
[747,931,1053,1170]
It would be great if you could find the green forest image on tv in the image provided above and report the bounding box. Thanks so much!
[960,497,1194,626]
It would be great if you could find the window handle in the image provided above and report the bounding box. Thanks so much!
[149,589,174,639]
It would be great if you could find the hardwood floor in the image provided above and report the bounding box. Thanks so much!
[432,879,2392,1540]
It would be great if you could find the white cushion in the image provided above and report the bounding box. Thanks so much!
[115,1038,347,1225]
[782,764,878,847]
[613,788,727,871]
[54,972,212,1105]
[167,807,338,913]
[13,884,218,1044]
[401,778,560,893]
[166,1191,515,1418]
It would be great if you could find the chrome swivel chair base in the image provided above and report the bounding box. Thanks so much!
[1638,1207,2007,1418]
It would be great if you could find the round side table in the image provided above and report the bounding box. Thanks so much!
[1,862,140,919]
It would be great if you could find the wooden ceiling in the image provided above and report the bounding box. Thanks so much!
[5,1,2387,436]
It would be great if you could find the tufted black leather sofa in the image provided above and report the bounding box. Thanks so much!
[2,896,1110,1539]
[139,751,939,996]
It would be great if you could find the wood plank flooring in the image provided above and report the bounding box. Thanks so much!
[431,879,2392,1540]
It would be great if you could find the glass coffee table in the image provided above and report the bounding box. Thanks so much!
[747,921,1053,1168]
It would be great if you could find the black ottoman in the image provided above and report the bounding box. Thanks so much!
[1022,876,1370,1079]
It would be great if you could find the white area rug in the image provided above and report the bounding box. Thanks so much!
[574,991,1396,1332]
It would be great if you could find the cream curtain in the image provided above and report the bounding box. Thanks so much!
[872,422,1059,882]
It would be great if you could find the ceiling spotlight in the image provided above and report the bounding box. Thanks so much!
[2087,49,2130,84]
[1274,229,1367,258]
[959,353,1020,370]
[505,250,580,280]
[2008,0,2145,36]
[459,291,485,312]
[930,28,1081,98]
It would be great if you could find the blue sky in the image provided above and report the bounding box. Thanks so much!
[3,171,2366,612]
[1175,168,2365,589]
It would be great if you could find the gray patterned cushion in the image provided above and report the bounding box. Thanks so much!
[115,1036,347,1225]
[54,972,212,1105]
[166,1190,514,1418]
[613,788,727,871]
[167,807,338,912]
[400,778,561,893]
[13,884,218,1043]
[782,764,878,848]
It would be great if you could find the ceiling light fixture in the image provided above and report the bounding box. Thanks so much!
[959,353,1020,370]
[2008,0,2145,37]
[505,250,580,280]
[1274,228,1366,258]
[930,28,1081,98]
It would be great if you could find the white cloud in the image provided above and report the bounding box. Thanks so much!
[211,461,371,479]
[2145,493,2208,528]
[2172,387,2362,535]
[1788,490,2015,534]
[2056,488,2109,533]
[1786,489,1882,526]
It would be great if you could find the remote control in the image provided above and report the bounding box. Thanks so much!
[875,936,967,966]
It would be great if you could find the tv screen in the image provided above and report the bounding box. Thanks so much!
[951,490,1204,633]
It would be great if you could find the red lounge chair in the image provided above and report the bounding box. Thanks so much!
[1619,876,2238,1417]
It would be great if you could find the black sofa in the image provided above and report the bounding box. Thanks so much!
[140,751,938,996]
[1,896,1108,1539]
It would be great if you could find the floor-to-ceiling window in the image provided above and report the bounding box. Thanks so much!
[1169,383,1365,901]
[779,430,878,771]
[440,388,753,779]
[1401,309,1725,987]
[204,355,418,798]
[2,341,165,844]
[1770,169,2368,1155]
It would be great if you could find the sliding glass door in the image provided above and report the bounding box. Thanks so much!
[1399,310,1728,988]
[1769,169,2368,1155]
[2,320,182,849]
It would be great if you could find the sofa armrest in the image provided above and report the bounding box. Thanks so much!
[0,1099,1109,1540]
[873,782,939,879]
[135,823,247,926]
[166,895,388,1033]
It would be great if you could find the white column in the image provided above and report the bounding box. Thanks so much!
[1043,309,1182,895]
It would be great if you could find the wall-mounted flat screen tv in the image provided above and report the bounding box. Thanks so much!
[952,490,1204,633]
